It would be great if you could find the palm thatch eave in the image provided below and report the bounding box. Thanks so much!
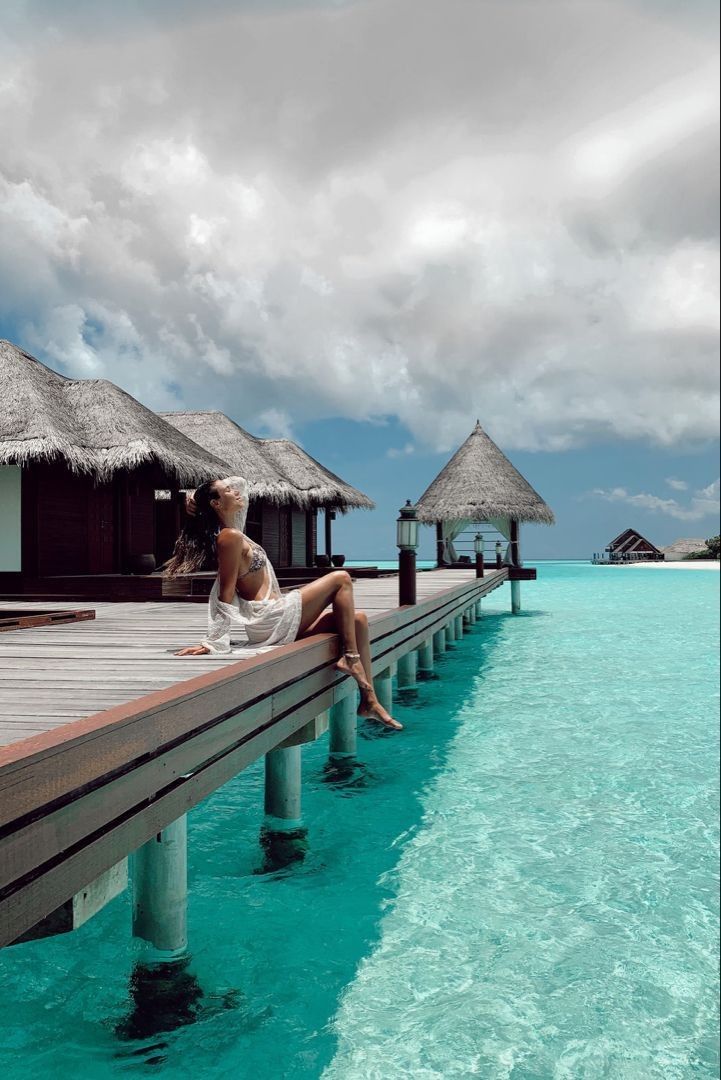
[161,411,374,510]
[258,438,375,511]
[0,341,230,485]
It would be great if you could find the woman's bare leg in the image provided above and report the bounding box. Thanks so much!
[298,572,364,679]
[298,574,402,730]
[351,611,402,729]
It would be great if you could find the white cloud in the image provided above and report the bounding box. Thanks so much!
[255,408,295,439]
[696,479,720,499]
[665,477,688,490]
[386,442,415,459]
[592,482,721,521]
[0,0,718,452]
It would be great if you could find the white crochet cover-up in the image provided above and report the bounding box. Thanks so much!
[201,542,303,655]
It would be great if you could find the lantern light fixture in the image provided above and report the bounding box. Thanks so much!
[396,500,419,551]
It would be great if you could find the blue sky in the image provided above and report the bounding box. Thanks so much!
[1,0,719,559]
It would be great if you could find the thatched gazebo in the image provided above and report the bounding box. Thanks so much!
[162,411,373,567]
[415,421,554,567]
[0,341,229,584]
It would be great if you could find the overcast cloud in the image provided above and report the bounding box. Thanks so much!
[1,0,718,450]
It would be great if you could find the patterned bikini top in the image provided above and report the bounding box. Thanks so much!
[237,541,268,579]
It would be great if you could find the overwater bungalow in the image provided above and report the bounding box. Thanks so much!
[160,411,373,569]
[0,341,229,598]
[415,420,554,570]
[597,528,663,563]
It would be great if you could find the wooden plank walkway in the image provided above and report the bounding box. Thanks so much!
[0,568,508,946]
[0,570,499,745]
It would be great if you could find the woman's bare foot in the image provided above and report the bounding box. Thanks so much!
[357,693,403,731]
[336,653,372,693]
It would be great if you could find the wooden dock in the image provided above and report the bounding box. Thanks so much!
[0,568,508,948]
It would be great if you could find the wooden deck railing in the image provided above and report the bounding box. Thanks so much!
[0,571,507,946]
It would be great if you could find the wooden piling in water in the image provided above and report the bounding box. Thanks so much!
[376,668,393,713]
[264,746,302,827]
[418,638,434,677]
[329,694,357,757]
[132,816,188,957]
[397,650,417,690]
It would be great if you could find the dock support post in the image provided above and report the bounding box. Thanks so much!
[261,745,307,869]
[433,628,446,656]
[375,667,393,713]
[455,615,464,638]
[132,816,188,957]
[124,816,208,1041]
[475,599,482,619]
[467,604,476,625]
[511,579,521,614]
[329,693,357,757]
[418,638,434,678]
[445,618,456,644]
[396,650,417,691]
[265,745,302,823]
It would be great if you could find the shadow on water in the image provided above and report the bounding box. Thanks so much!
[114,956,252,1063]
[256,824,310,874]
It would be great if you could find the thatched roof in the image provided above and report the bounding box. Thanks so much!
[415,421,555,525]
[259,438,374,510]
[0,340,230,485]
[662,538,707,559]
[162,410,373,509]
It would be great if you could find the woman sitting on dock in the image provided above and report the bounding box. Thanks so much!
[166,476,402,730]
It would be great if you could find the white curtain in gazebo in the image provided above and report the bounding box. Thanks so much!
[440,518,473,564]
[490,517,513,563]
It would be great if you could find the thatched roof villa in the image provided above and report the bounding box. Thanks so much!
[161,411,373,568]
[661,538,709,562]
[415,420,554,566]
[0,341,229,589]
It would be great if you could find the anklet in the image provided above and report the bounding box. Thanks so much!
[344,652,361,662]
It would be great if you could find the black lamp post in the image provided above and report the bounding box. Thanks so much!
[474,533,484,578]
[495,540,503,569]
[397,500,419,606]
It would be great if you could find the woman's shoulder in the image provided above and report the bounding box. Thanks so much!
[216,527,247,550]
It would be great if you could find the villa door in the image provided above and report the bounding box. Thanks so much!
[88,484,116,573]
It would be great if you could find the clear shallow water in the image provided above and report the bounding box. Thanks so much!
[1,563,718,1079]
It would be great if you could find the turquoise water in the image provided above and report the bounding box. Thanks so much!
[1,563,718,1078]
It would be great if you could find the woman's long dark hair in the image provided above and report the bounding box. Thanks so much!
[164,480,220,576]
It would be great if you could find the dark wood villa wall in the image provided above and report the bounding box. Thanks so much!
[19,462,168,578]
[5,464,321,588]
[259,503,316,567]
